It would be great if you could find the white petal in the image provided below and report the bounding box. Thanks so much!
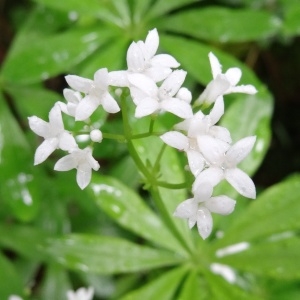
[49,103,64,133]
[63,88,81,104]
[176,87,192,103]
[209,125,232,144]
[196,207,213,239]
[226,84,257,95]
[34,138,58,165]
[58,131,77,151]
[28,116,51,138]
[144,66,172,82]
[54,154,77,171]
[129,86,148,105]
[225,168,256,199]
[75,95,99,121]
[197,135,230,166]
[127,42,144,72]
[174,118,191,132]
[135,98,159,118]
[128,74,158,97]
[193,182,213,202]
[151,54,180,68]
[209,52,222,79]
[101,92,120,113]
[94,68,108,88]
[160,70,186,98]
[187,150,205,177]
[197,74,230,105]
[65,75,93,93]
[57,101,69,115]
[205,196,236,215]
[108,70,129,87]
[161,98,193,119]
[225,67,241,86]
[76,162,92,189]
[226,136,256,166]
[209,96,224,125]
[193,167,224,192]
[144,28,159,59]
[160,131,189,151]
[173,198,197,219]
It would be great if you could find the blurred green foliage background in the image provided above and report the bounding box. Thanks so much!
[0,0,300,299]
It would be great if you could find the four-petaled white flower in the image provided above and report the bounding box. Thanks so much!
[54,147,100,189]
[65,68,120,121]
[161,97,230,176]
[194,135,257,199]
[109,28,179,87]
[28,103,77,165]
[196,52,257,105]
[174,183,236,239]
[67,287,94,300]
[128,70,193,119]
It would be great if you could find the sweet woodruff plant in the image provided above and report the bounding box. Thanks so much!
[28,29,257,240]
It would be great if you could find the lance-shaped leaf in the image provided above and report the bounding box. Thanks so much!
[214,174,300,245]
[120,266,188,300]
[1,28,112,84]
[88,175,187,255]
[158,7,280,43]
[41,234,184,274]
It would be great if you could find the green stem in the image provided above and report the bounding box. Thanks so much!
[120,94,192,254]
[156,181,188,189]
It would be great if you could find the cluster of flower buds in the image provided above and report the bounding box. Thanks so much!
[29,28,257,239]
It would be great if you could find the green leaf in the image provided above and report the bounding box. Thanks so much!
[0,253,23,299]
[216,237,300,280]
[204,268,258,300]
[214,174,300,245]
[159,7,280,43]
[178,271,206,299]
[120,266,188,300]
[38,264,71,300]
[280,0,300,37]
[79,37,128,78]
[42,234,184,274]
[220,90,273,176]
[147,0,198,19]
[0,94,40,222]
[33,0,127,26]
[1,28,113,85]
[160,34,261,86]
[0,225,48,260]
[6,86,60,120]
[88,174,187,255]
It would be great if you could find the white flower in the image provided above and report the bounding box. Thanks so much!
[8,296,23,300]
[196,52,257,105]
[109,28,179,86]
[194,135,256,198]
[65,68,120,121]
[54,147,100,189]
[28,103,77,165]
[58,88,82,117]
[175,96,231,143]
[66,287,94,300]
[160,97,230,176]
[128,70,193,119]
[174,183,236,239]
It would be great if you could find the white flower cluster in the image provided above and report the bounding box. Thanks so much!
[161,52,257,239]
[29,28,257,239]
